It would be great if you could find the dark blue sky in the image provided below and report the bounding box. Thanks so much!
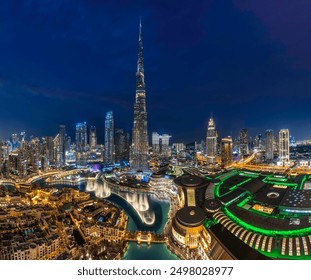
[0,0,311,143]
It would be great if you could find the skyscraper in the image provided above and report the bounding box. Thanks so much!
[76,122,87,152]
[43,136,54,164]
[265,129,274,161]
[206,115,217,164]
[57,125,66,166]
[89,126,97,149]
[105,111,114,164]
[239,129,249,155]
[221,137,233,167]
[130,19,149,171]
[115,128,130,163]
[279,129,290,162]
[152,132,171,157]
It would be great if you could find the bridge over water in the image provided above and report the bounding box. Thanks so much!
[125,231,167,245]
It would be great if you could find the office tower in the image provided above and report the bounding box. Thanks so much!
[115,129,130,162]
[172,143,185,154]
[43,136,54,163]
[65,136,71,153]
[75,122,87,152]
[152,132,160,155]
[89,126,97,149]
[152,132,171,157]
[221,137,233,167]
[186,142,197,160]
[206,115,217,164]
[265,129,274,161]
[160,134,171,157]
[29,137,40,173]
[104,111,114,164]
[254,134,263,150]
[11,134,20,151]
[20,132,26,151]
[239,129,249,155]
[58,125,66,165]
[279,129,290,162]
[130,19,149,171]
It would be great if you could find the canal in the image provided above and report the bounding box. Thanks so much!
[46,180,179,260]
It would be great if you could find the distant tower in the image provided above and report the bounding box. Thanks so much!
[75,122,87,152]
[115,128,125,162]
[279,129,290,162]
[239,129,249,155]
[89,126,97,149]
[152,132,171,157]
[221,137,233,167]
[57,125,66,166]
[265,129,274,161]
[130,19,149,171]
[206,114,217,164]
[45,136,54,163]
[115,128,130,163]
[105,111,114,164]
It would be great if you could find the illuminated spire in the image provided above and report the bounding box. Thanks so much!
[208,113,215,129]
[139,16,142,41]
[137,17,144,85]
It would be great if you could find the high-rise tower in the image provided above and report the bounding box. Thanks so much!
[221,137,233,167]
[279,129,290,162]
[206,114,217,165]
[130,19,149,171]
[89,126,97,149]
[105,111,114,164]
[265,129,274,161]
[76,122,87,152]
[239,129,249,155]
[152,132,171,157]
[58,125,66,166]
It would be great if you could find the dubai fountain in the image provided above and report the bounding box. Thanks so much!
[86,179,155,225]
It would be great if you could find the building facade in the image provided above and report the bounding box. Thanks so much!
[239,129,249,156]
[279,129,290,162]
[152,132,171,157]
[75,122,87,153]
[58,125,66,166]
[104,111,114,164]
[221,137,233,167]
[89,126,97,149]
[265,129,274,161]
[206,115,217,165]
[115,128,130,163]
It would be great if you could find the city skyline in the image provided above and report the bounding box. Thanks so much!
[1,1,311,142]
[2,1,311,264]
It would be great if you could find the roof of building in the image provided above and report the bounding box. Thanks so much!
[176,206,206,227]
[280,189,311,209]
[174,174,209,189]
[208,223,270,260]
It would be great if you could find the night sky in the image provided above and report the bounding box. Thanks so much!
[1,0,311,143]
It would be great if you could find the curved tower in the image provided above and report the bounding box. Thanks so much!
[130,19,149,171]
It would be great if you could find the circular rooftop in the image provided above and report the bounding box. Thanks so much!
[151,173,164,178]
[205,199,222,213]
[176,206,206,227]
[174,174,209,188]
